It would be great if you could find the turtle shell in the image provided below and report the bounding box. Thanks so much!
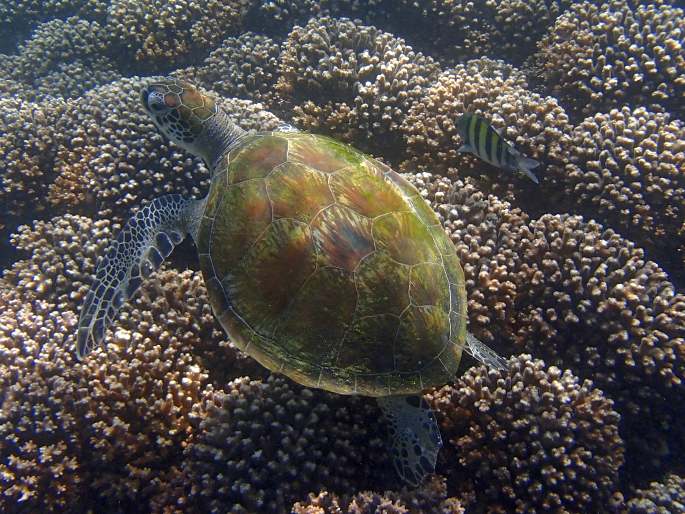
[197,132,467,397]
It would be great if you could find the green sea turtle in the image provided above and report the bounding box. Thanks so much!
[76,78,506,487]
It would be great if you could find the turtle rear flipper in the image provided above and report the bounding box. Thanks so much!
[76,194,202,359]
[465,332,508,371]
[377,395,442,487]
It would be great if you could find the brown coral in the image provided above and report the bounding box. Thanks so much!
[0,76,281,236]
[563,106,685,285]
[400,59,573,198]
[0,0,107,49]
[392,0,573,64]
[276,17,440,157]
[292,476,467,514]
[0,96,68,226]
[174,32,282,107]
[626,473,685,513]
[10,17,109,83]
[410,172,685,473]
[151,376,389,514]
[429,354,624,513]
[0,214,263,512]
[106,0,251,67]
[537,0,685,118]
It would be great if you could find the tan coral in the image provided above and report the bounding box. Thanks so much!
[0,214,259,511]
[292,476,467,514]
[151,375,389,514]
[410,171,685,473]
[400,59,572,198]
[537,0,685,118]
[564,106,685,284]
[0,0,107,38]
[625,473,685,513]
[276,17,440,157]
[11,17,108,82]
[0,96,68,225]
[106,0,251,66]
[428,355,624,513]
[174,32,281,107]
[394,0,573,63]
[43,77,281,229]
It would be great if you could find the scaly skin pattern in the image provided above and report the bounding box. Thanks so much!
[197,132,467,397]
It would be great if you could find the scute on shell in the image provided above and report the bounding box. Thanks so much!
[197,132,467,397]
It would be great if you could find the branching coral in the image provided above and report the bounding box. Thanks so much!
[0,0,107,50]
[400,59,572,194]
[106,0,252,67]
[0,16,120,101]
[410,172,685,473]
[276,17,440,157]
[151,376,389,514]
[0,214,263,512]
[245,0,391,37]
[537,0,685,118]
[174,32,282,107]
[0,76,281,238]
[393,0,573,64]
[46,77,210,223]
[10,17,109,83]
[292,476,466,514]
[0,96,68,226]
[626,473,685,513]
[562,106,685,284]
[429,355,624,513]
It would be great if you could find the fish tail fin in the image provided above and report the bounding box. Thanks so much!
[515,154,540,184]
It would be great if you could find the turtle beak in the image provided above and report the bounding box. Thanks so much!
[140,87,151,111]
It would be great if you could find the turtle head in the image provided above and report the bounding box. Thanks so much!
[141,78,224,163]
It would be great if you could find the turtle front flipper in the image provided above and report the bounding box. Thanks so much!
[464,332,508,371]
[76,194,202,359]
[377,395,442,487]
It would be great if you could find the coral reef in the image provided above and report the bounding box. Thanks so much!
[150,376,389,513]
[0,215,263,512]
[392,0,574,64]
[106,0,251,67]
[276,17,440,157]
[537,0,685,118]
[1,1,685,513]
[0,0,107,51]
[562,106,685,283]
[292,476,466,514]
[9,17,109,84]
[429,354,624,513]
[626,473,685,513]
[0,96,68,225]
[0,76,282,241]
[400,59,572,192]
[410,172,685,472]
[174,32,282,106]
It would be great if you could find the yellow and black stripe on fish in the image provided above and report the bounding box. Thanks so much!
[456,113,540,184]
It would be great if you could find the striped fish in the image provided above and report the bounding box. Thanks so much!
[456,113,540,184]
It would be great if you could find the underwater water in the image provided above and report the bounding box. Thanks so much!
[1,0,685,512]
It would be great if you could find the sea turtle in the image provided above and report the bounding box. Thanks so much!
[76,78,507,487]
